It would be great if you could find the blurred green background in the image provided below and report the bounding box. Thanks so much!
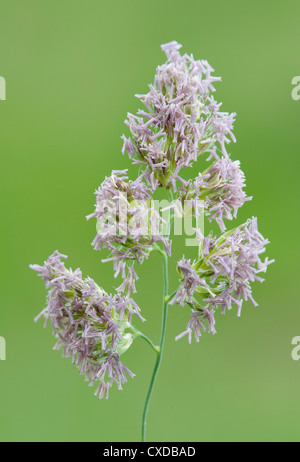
[0,0,299,442]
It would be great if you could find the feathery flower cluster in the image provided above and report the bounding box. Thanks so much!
[87,170,171,296]
[31,41,273,404]
[122,41,236,191]
[30,251,142,399]
[172,218,274,342]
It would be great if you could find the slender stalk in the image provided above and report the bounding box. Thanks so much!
[131,326,160,354]
[141,250,169,442]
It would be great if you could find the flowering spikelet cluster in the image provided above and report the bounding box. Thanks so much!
[30,251,142,399]
[172,218,274,343]
[122,41,236,191]
[31,41,273,401]
[87,170,171,296]
[178,155,251,231]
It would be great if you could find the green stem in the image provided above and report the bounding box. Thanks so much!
[164,288,179,304]
[131,326,160,354]
[141,250,169,442]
